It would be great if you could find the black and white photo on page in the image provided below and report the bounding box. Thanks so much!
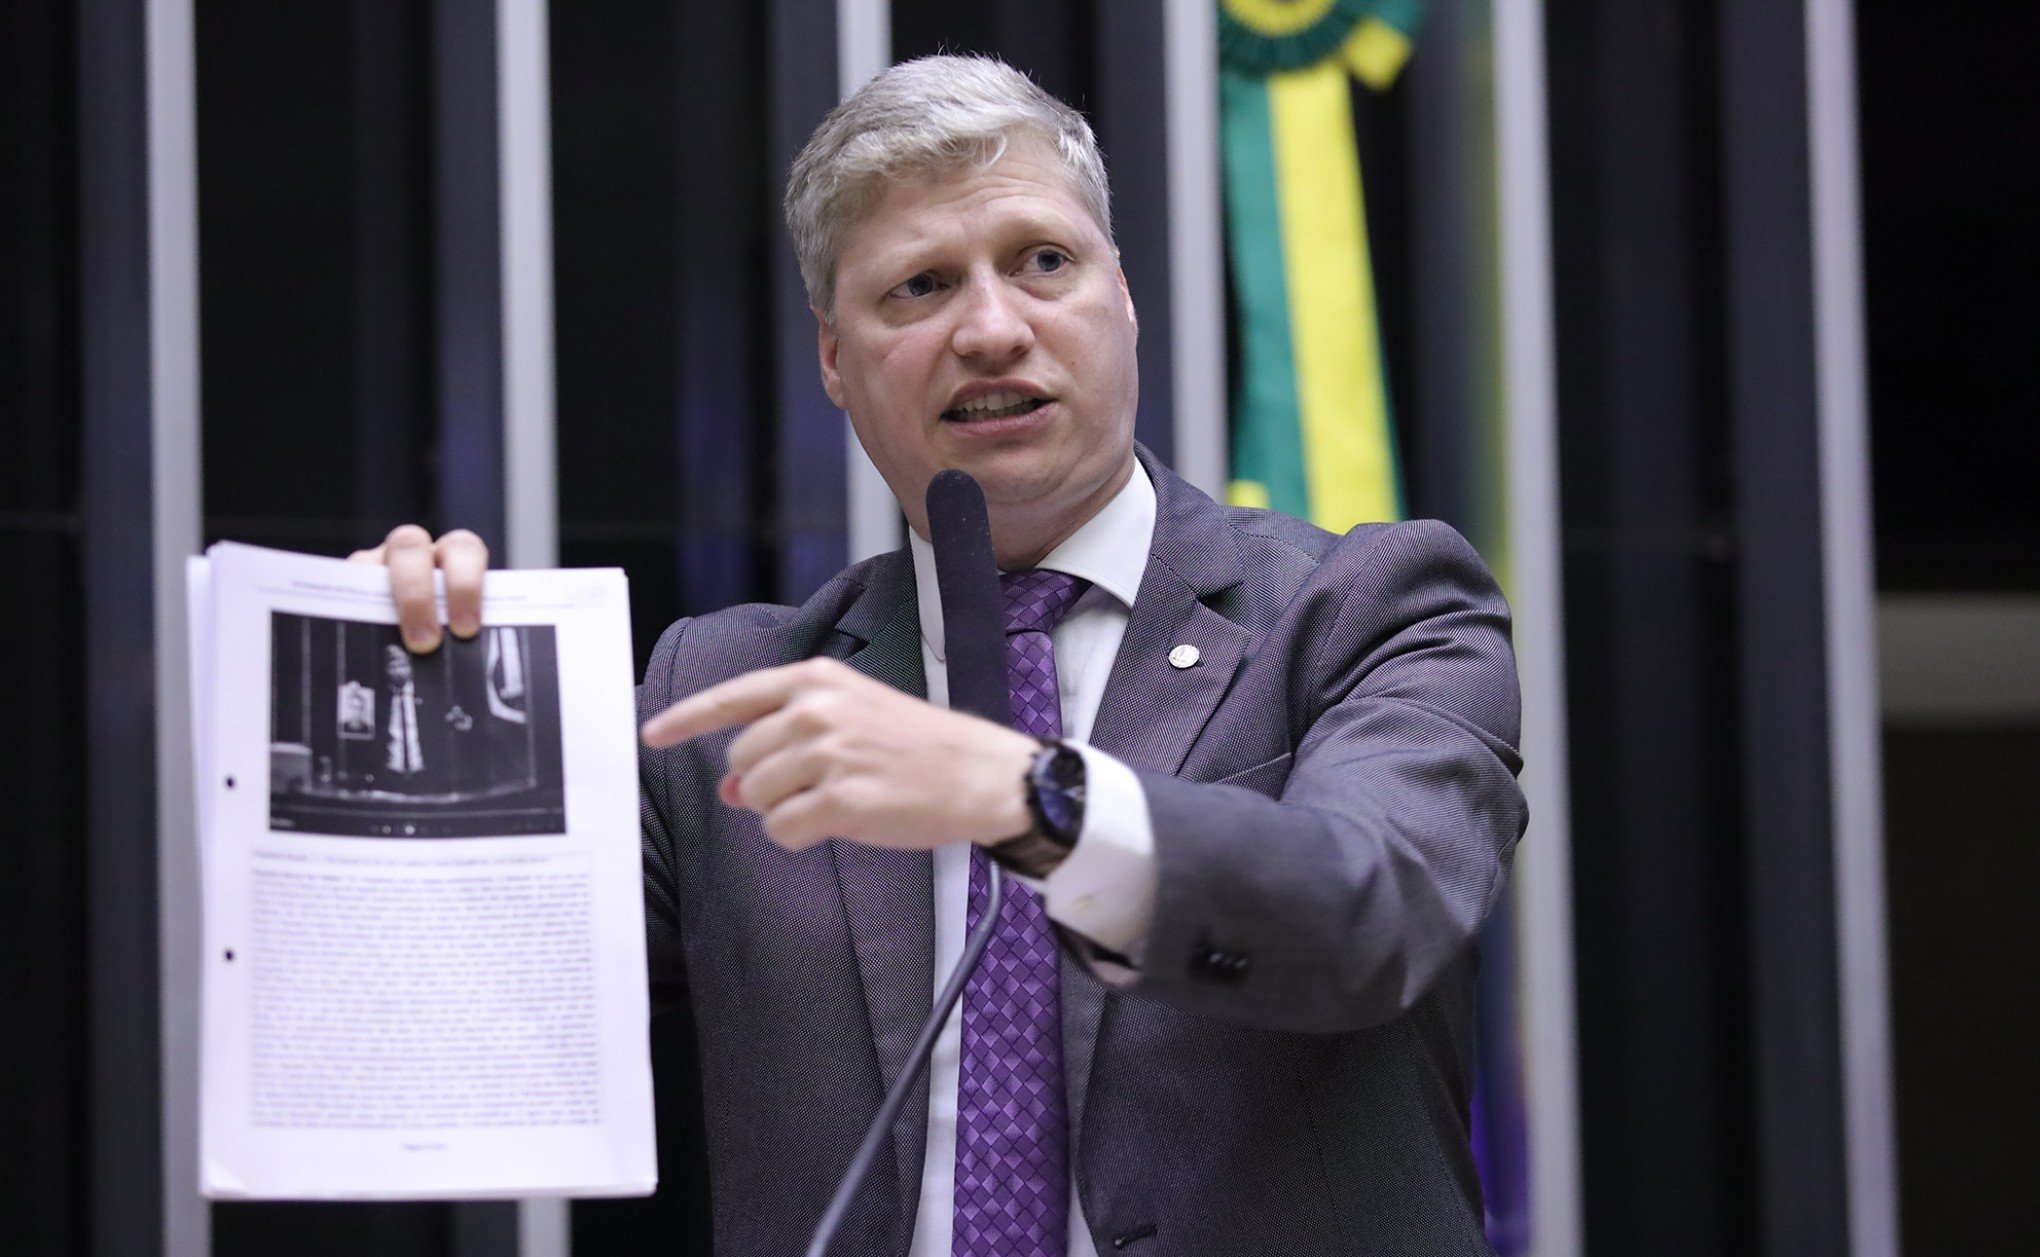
[268,612,567,837]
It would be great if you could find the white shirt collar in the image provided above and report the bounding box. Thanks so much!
[909,459,1157,664]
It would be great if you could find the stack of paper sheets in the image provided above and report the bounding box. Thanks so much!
[187,543,656,1200]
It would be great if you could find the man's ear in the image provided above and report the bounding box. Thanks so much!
[815,307,846,409]
[1117,267,1138,341]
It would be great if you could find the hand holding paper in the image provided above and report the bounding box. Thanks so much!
[347,524,491,654]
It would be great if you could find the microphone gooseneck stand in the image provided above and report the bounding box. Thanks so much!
[805,470,1018,1257]
[803,864,1002,1257]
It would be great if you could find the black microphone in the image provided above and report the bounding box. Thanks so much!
[805,470,1009,1257]
[927,468,1013,728]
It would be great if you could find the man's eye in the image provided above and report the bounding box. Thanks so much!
[891,273,939,299]
[1030,249,1070,274]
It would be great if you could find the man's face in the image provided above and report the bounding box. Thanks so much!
[385,648,413,686]
[818,135,1140,557]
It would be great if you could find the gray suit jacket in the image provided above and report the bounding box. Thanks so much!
[638,452,1526,1255]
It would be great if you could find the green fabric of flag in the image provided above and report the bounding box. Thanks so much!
[1219,0,1418,531]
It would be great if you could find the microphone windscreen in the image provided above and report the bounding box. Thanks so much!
[926,470,1011,729]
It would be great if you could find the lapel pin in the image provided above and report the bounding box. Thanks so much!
[1168,643,1200,669]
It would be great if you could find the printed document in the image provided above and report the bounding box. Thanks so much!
[188,542,656,1199]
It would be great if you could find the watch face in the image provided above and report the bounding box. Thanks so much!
[1037,781,1080,834]
[1031,745,1085,841]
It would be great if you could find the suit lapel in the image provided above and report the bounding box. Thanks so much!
[1067,455,1250,1144]
[825,553,937,1230]
[1085,575,1250,774]
[1088,452,1252,775]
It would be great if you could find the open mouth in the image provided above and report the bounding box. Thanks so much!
[942,390,1051,422]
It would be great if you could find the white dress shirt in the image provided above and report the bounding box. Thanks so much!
[904,461,1160,1257]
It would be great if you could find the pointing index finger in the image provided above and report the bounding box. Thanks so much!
[640,663,811,749]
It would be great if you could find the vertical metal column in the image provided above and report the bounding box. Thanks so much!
[148,0,208,1252]
[1495,3,1582,1254]
[1161,0,1226,498]
[1806,1,1899,1252]
[498,4,566,1252]
[499,0,557,574]
[835,0,900,563]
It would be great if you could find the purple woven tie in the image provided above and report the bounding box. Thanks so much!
[953,569,1088,1256]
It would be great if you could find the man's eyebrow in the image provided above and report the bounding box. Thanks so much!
[997,206,1084,239]
[851,208,1091,284]
[859,234,946,278]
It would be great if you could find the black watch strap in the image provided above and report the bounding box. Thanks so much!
[986,740,1085,879]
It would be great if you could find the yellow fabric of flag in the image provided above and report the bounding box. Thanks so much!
[1267,59,1399,530]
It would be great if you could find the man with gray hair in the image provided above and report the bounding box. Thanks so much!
[369,53,1522,1256]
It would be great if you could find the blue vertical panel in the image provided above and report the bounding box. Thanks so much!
[352,0,435,532]
[77,1,167,1252]
[673,2,768,612]
[433,0,506,546]
[1401,1,1489,541]
[1719,3,1850,1251]
[432,1,512,1251]
[768,0,848,603]
[1471,892,1531,1253]
[1092,0,1175,466]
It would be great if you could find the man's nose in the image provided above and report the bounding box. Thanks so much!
[948,275,1034,361]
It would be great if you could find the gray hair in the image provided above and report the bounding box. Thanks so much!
[784,54,1114,317]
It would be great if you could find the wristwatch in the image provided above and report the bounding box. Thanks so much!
[986,739,1086,879]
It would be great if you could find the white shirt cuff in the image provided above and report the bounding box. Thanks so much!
[1037,743,1156,964]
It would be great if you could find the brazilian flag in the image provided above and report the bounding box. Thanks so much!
[1219,0,1420,531]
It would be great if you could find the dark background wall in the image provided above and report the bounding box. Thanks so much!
[1860,3,2038,592]
[1857,2,2039,1252]
[2,1,89,1252]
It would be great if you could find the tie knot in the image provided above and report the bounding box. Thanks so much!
[1000,569,1087,635]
